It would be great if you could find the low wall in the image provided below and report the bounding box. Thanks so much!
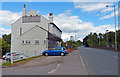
[90,44,120,52]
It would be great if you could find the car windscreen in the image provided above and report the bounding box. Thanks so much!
[51,48,55,50]
[55,48,62,50]
[63,48,66,50]
[7,54,11,56]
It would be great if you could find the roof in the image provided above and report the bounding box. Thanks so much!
[50,23,62,33]
[26,9,40,16]
[20,25,48,36]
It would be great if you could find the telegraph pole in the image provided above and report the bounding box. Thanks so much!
[75,30,76,41]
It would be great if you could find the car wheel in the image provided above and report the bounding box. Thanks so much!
[60,53,65,56]
[44,53,48,56]
[21,57,23,59]
[6,58,11,62]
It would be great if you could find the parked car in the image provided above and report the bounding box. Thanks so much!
[42,47,68,56]
[2,52,26,62]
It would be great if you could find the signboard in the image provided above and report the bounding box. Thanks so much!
[22,16,40,23]
[66,42,68,47]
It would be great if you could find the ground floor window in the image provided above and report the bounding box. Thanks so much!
[35,40,39,44]
[26,40,30,44]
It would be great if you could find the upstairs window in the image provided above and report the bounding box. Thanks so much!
[20,28,22,35]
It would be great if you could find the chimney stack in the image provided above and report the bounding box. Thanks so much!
[22,4,26,16]
[49,13,53,23]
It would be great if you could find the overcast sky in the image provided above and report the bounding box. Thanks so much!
[0,0,119,41]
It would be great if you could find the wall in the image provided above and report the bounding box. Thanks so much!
[11,15,49,53]
[20,26,47,57]
[90,45,120,51]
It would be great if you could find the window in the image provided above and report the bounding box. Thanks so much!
[26,40,30,44]
[55,48,61,50]
[51,48,55,50]
[63,48,66,50]
[20,28,22,35]
[35,40,39,44]
[22,40,24,44]
[44,40,46,45]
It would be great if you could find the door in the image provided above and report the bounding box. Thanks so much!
[49,48,55,55]
[54,48,62,55]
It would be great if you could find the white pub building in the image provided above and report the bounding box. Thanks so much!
[11,4,62,57]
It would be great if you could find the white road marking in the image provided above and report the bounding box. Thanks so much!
[79,51,88,76]
[48,64,61,74]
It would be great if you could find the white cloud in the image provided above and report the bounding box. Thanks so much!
[74,2,114,12]
[54,11,115,41]
[0,27,11,37]
[73,0,119,2]
[0,10,116,41]
[101,7,114,13]
[0,10,22,26]
[73,2,118,20]
[100,10,118,20]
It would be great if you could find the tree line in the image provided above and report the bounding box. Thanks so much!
[0,34,11,55]
[61,40,83,50]
[83,30,120,47]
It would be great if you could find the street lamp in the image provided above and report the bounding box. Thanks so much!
[106,30,109,45]
[106,5,117,51]
[74,29,80,41]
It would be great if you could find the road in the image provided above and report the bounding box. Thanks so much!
[0,59,2,77]
[2,46,118,75]
[77,46,118,75]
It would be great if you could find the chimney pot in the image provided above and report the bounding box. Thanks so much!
[24,4,26,8]
[49,13,53,16]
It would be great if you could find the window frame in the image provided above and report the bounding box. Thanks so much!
[35,40,40,45]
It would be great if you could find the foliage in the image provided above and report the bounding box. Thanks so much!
[83,30,120,46]
[61,40,83,50]
[2,34,11,55]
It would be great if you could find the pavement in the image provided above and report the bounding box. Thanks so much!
[2,46,118,75]
[2,50,87,75]
[0,59,2,77]
[53,50,87,75]
[2,56,62,75]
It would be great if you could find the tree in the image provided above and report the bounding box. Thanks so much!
[0,38,2,56]
[2,34,11,55]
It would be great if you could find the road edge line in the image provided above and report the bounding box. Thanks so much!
[78,50,88,76]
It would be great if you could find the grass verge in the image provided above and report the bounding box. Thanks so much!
[2,55,42,67]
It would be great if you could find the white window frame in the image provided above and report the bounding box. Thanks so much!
[35,39,40,45]
[26,40,30,44]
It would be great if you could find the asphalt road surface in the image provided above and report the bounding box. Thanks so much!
[77,46,118,75]
[2,46,118,75]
